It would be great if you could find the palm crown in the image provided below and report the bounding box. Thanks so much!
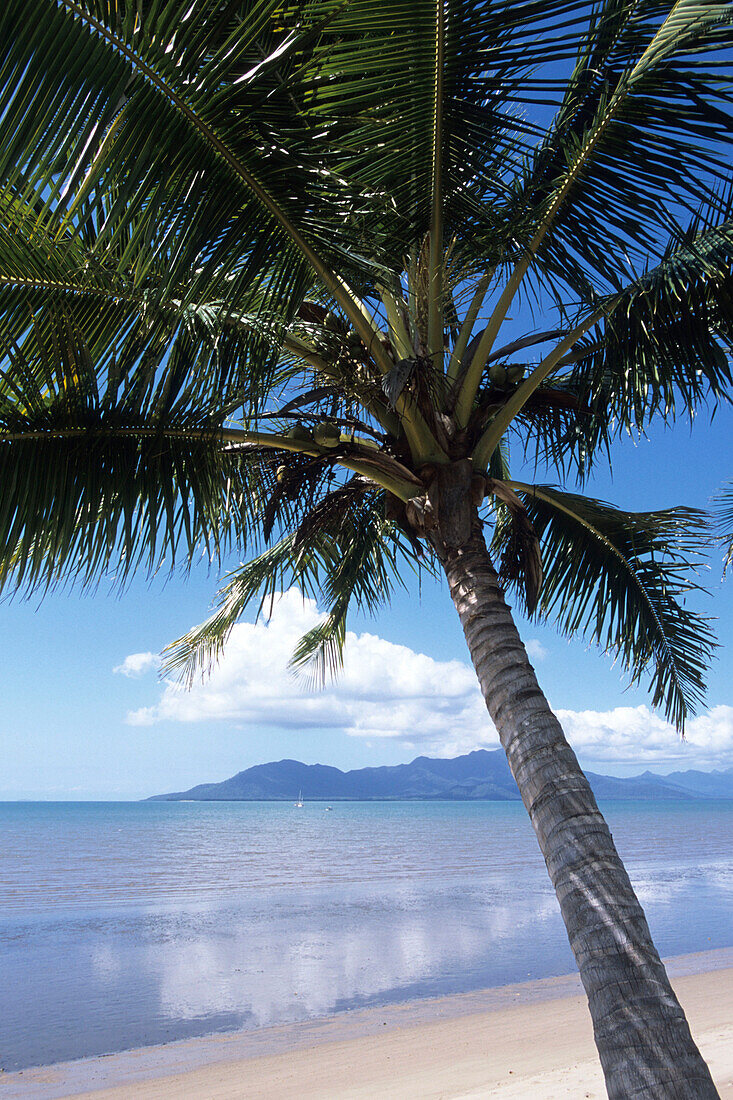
[2,0,732,728]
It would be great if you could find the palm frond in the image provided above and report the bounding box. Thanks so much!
[294,0,598,272]
[566,212,733,460]
[485,205,733,483]
[0,0,380,338]
[0,428,249,594]
[0,289,280,590]
[713,478,733,572]
[502,0,733,297]
[493,483,716,729]
[0,176,314,425]
[163,482,431,687]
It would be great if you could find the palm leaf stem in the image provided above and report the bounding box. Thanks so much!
[0,275,135,299]
[0,425,421,500]
[378,285,413,361]
[446,270,493,387]
[346,297,442,458]
[427,0,445,369]
[505,482,631,560]
[454,254,535,427]
[281,336,334,374]
[394,403,447,464]
[472,309,604,470]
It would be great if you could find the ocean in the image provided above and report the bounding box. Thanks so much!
[1,799,731,1072]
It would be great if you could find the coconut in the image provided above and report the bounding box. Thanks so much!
[313,421,341,448]
[489,363,509,386]
[286,421,313,442]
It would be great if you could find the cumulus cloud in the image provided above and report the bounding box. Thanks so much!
[126,590,492,757]
[557,704,733,772]
[113,651,160,678]
[121,589,733,770]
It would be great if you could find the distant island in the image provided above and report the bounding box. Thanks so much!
[147,749,733,802]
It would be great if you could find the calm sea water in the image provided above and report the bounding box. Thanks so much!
[1,799,731,1071]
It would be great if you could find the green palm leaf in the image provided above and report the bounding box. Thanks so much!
[0,0,382,350]
[291,0,577,263]
[503,0,733,296]
[473,198,733,482]
[163,480,428,687]
[493,483,716,728]
[568,214,733,456]
[0,290,280,590]
[713,478,733,571]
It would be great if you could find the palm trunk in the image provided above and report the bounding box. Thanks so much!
[439,525,718,1100]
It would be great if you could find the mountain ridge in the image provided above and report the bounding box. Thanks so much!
[147,749,733,802]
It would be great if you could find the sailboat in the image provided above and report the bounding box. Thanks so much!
[294,790,304,807]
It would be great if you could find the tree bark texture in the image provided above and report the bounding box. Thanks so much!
[440,525,719,1100]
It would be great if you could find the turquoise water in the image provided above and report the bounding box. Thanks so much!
[1,799,731,1070]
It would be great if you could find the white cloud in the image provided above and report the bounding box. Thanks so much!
[525,638,548,661]
[113,651,160,678]
[126,590,493,756]
[556,704,733,772]
[122,590,733,771]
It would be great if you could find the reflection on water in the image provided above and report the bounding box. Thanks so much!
[148,883,562,1028]
[0,800,731,1070]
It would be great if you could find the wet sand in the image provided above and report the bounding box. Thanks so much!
[5,950,732,1099]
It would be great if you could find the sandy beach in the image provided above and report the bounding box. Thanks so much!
[4,950,731,1100]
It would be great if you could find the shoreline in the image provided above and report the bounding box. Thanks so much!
[4,947,732,1099]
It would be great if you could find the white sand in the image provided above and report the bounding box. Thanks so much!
[6,953,732,1099]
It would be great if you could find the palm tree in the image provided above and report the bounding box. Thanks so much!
[2,1,733,1094]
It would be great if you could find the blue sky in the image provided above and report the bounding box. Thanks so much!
[3,4,731,801]
[2,404,732,800]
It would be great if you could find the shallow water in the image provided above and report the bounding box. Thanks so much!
[1,799,731,1070]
